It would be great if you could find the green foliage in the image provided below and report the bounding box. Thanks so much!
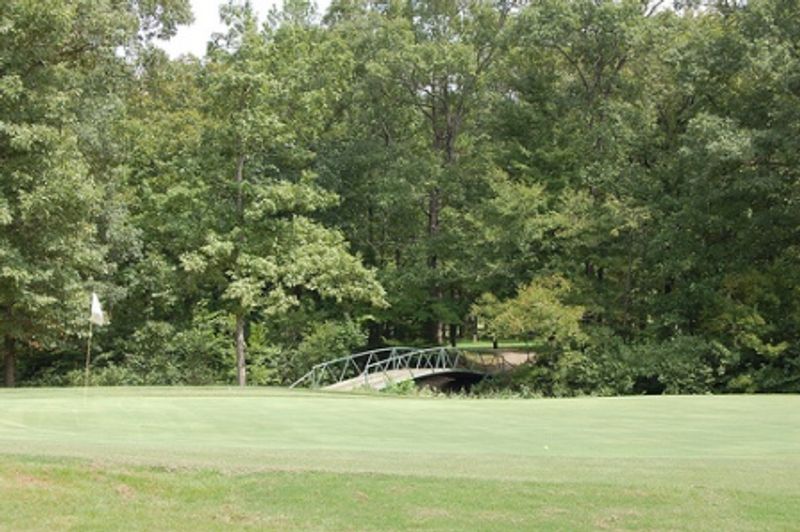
[5,0,800,394]
[499,333,736,397]
[381,378,420,396]
[0,0,190,385]
[102,311,232,385]
[473,275,586,349]
[261,318,370,383]
[295,320,367,367]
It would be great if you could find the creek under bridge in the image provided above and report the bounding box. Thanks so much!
[289,346,532,392]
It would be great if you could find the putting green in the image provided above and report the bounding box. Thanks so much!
[1,388,798,530]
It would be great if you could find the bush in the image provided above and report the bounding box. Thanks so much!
[171,307,233,384]
[95,307,234,386]
[382,379,419,395]
[624,336,732,394]
[494,332,734,397]
[73,364,144,386]
[284,319,367,382]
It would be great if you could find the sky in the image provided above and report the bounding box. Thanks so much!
[156,0,332,58]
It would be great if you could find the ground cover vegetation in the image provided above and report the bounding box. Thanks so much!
[2,0,800,394]
[1,389,799,529]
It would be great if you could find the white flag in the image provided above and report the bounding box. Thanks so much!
[90,292,106,326]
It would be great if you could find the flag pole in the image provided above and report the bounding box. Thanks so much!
[86,292,105,388]
[84,319,93,388]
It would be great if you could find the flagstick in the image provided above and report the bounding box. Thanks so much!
[84,320,93,388]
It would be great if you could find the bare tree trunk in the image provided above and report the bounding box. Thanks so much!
[3,336,15,388]
[235,154,245,215]
[236,314,246,387]
[234,153,247,387]
[427,189,444,344]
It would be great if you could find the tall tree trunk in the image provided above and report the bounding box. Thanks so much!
[234,153,247,386]
[3,336,15,388]
[427,188,443,344]
[235,154,245,215]
[236,314,246,387]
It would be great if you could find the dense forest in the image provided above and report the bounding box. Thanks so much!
[2,0,799,394]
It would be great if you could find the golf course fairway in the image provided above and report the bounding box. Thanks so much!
[0,388,798,530]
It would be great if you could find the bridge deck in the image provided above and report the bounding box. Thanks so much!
[325,368,467,391]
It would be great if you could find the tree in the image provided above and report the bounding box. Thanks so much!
[472,275,585,347]
[0,0,190,386]
[181,3,385,386]
[319,0,512,344]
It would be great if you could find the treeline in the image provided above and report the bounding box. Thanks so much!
[1,0,798,394]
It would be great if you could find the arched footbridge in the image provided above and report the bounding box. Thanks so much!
[289,347,531,392]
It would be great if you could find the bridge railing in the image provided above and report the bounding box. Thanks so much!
[291,346,527,389]
[361,347,462,386]
[289,347,418,389]
[360,347,517,386]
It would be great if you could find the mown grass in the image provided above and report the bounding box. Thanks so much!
[454,339,532,350]
[1,388,799,530]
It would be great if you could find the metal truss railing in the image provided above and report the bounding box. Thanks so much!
[289,347,419,389]
[360,347,463,384]
[290,346,525,389]
[359,347,517,387]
